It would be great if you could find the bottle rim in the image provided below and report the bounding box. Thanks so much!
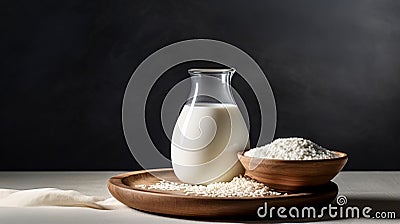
[188,68,235,76]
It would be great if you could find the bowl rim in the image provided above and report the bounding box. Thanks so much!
[238,150,348,163]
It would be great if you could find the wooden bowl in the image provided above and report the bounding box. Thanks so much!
[238,151,348,192]
[108,168,339,218]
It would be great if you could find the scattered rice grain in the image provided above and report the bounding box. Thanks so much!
[135,175,287,197]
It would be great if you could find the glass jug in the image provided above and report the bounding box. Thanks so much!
[171,68,249,184]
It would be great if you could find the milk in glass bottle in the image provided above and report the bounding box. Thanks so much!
[171,68,249,184]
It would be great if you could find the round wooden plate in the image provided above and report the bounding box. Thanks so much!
[108,168,338,218]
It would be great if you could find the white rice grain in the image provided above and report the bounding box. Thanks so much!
[135,175,286,197]
[244,137,338,160]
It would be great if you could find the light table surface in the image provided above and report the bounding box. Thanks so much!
[0,171,399,223]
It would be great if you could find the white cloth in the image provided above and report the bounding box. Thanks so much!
[0,188,127,210]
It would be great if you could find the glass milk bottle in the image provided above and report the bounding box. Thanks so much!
[171,68,249,184]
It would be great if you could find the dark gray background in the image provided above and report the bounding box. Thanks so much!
[1,0,399,170]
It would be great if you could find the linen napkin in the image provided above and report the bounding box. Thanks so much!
[0,188,127,210]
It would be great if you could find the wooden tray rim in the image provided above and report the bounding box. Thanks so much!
[108,168,337,201]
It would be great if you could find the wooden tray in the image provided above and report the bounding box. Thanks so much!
[108,168,338,218]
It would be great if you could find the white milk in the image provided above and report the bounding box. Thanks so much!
[171,103,249,184]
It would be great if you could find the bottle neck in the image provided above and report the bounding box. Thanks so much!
[186,69,236,105]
